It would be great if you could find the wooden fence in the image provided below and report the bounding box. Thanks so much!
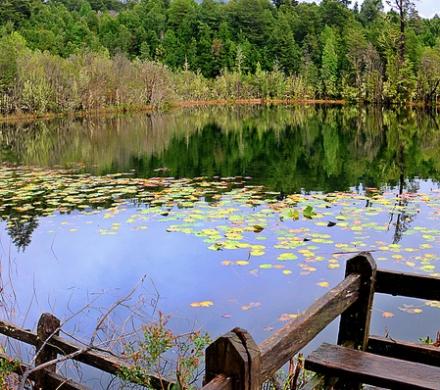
[1,251,440,389]
[0,314,175,389]
[201,252,440,390]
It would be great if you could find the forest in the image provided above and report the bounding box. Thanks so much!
[1,0,440,115]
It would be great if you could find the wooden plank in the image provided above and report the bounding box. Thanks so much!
[201,374,233,390]
[0,319,175,389]
[0,320,38,345]
[305,343,440,390]
[368,335,440,366]
[0,352,87,390]
[337,252,377,350]
[205,328,261,390]
[259,273,361,382]
[376,270,440,300]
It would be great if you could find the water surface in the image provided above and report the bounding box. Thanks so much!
[1,105,440,385]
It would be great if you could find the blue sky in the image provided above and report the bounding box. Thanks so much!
[300,0,439,18]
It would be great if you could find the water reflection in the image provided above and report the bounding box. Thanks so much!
[1,107,440,379]
[1,106,440,251]
[1,106,440,192]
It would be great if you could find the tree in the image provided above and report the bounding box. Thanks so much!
[226,0,275,49]
[345,25,369,92]
[320,0,352,31]
[417,46,440,103]
[199,0,223,31]
[167,0,199,67]
[162,29,181,68]
[386,0,417,61]
[320,25,339,97]
[269,11,301,73]
[359,0,384,25]
[196,22,215,76]
[0,0,38,27]
[383,54,415,103]
[0,32,28,93]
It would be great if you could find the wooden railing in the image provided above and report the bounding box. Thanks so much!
[0,314,175,389]
[2,251,439,389]
[201,252,440,390]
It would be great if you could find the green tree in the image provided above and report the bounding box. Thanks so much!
[386,0,417,61]
[269,11,301,73]
[0,32,28,93]
[417,46,440,102]
[359,0,384,25]
[320,25,339,97]
[0,0,38,27]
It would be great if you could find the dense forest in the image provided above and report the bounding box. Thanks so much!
[1,0,440,115]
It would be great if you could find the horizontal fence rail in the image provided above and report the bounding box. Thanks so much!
[0,351,87,390]
[259,272,361,381]
[368,335,440,367]
[0,317,175,389]
[375,269,440,300]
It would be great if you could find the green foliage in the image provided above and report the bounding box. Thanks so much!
[0,0,439,109]
[0,49,173,114]
[417,46,440,102]
[119,314,211,389]
[0,346,19,389]
[383,55,416,104]
[359,0,384,25]
[320,26,339,97]
[0,32,27,92]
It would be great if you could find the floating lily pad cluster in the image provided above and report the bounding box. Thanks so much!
[1,164,440,317]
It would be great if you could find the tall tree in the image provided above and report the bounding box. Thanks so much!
[321,25,339,97]
[386,0,417,60]
[359,0,383,25]
[0,0,39,27]
[269,10,300,73]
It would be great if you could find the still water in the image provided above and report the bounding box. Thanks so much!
[1,105,440,386]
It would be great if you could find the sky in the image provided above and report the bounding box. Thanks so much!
[300,0,439,18]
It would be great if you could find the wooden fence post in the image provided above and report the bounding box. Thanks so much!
[337,252,377,350]
[204,327,261,390]
[336,252,376,390]
[34,313,61,390]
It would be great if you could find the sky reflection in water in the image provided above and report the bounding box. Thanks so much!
[1,106,440,380]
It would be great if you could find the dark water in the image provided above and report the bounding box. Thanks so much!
[3,105,440,191]
[1,105,440,387]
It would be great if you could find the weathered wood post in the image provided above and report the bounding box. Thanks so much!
[34,313,61,390]
[336,252,377,389]
[204,327,261,390]
[337,252,377,349]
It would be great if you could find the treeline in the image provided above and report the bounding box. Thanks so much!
[1,0,440,114]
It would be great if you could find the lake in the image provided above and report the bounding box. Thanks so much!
[1,105,440,386]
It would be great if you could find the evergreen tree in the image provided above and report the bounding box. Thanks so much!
[321,25,339,97]
[359,0,384,25]
[269,11,300,73]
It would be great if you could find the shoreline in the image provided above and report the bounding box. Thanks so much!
[0,98,347,125]
[0,98,437,125]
